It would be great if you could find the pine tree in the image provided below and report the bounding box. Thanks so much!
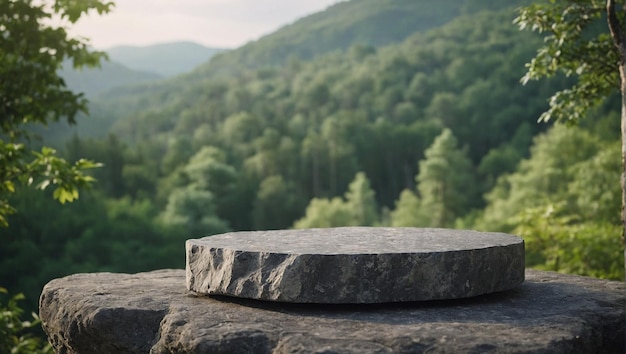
[344,172,378,226]
[294,171,379,228]
[293,197,352,229]
[252,175,303,230]
[390,189,425,227]
[417,128,475,227]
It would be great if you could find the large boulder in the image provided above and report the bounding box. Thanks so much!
[40,269,625,353]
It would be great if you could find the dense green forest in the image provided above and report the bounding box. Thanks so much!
[2,0,624,321]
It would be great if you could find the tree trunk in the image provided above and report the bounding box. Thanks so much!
[619,63,626,281]
[607,0,626,281]
[312,146,320,198]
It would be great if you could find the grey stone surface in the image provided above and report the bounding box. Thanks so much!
[186,227,525,303]
[39,269,625,354]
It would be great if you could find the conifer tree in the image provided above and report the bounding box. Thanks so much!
[252,175,302,230]
[293,197,352,229]
[390,189,425,227]
[344,172,378,226]
[294,172,378,228]
[417,128,474,227]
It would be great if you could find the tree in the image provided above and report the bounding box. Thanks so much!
[344,172,378,226]
[252,175,303,230]
[477,124,606,232]
[293,172,379,228]
[0,0,112,227]
[184,146,239,225]
[416,128,475,227]
[515,0,626,278]
[292,197,353,229]
[389,189,425,227]
[161,186,230,238]
[514,204,623,280]
[474,124,624,280]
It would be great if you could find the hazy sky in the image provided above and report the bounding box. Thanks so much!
[68,0,342,50]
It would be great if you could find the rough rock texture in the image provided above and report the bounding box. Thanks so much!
[186,227,525,303]
[40,269,625,354]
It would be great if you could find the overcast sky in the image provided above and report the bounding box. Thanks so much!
[68,0,342,50]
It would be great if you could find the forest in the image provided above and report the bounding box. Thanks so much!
[2,0,624,327]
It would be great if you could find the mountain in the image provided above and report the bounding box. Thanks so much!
[194,0,521,78]
[60,60,162,98]
[94,0,524,117]
[61,41,226,98]
[106,41,227,77]
[59,0,552,164]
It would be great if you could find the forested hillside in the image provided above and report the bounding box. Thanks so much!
[90,0,529,116]
[3,0,623,320]
[195,0,526,78]
[103,8,557,217]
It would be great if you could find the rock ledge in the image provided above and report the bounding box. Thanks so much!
[40,269,625,353]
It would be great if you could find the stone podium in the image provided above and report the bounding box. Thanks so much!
[185,227,525,303]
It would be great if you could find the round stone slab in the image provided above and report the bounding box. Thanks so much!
[185,227,524,303]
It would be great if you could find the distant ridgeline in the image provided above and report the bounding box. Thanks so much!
[58,42,226,98]
[106,42,227,78]
[196,0,528,78]
[59,59,162,98]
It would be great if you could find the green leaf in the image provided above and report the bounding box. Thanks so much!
[36,180,51,191]
[52,187,79,204]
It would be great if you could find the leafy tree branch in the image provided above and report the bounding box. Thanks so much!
[0,0,112,227]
